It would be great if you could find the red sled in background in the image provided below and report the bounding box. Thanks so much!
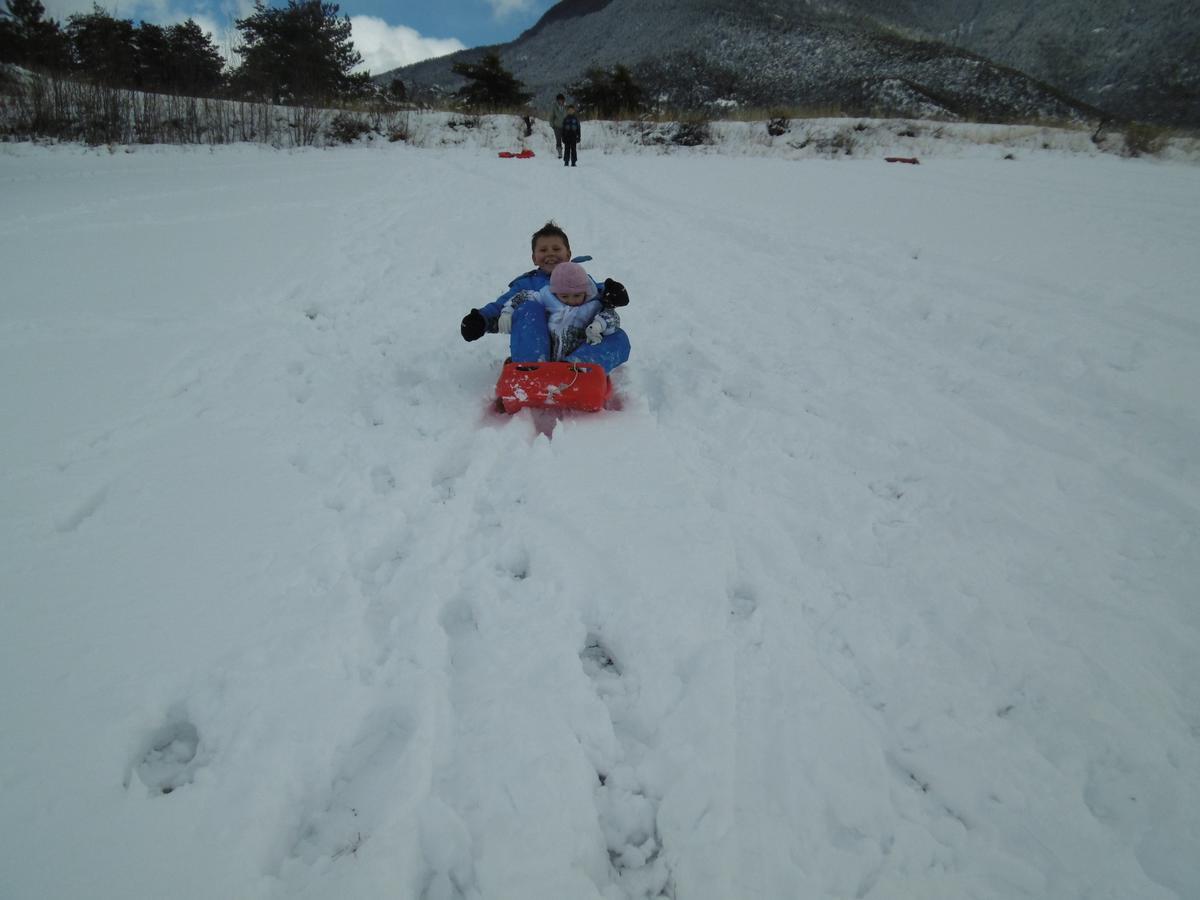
[495,361,612,414]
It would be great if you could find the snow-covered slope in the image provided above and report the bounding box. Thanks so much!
[384,0,1103,124]
[823,0,1200,126]
[2,134,1199,899]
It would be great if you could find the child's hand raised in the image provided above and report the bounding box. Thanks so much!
[460,309,486,341]
[602,279,629,307]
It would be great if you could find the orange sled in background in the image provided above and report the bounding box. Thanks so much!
[495,361,612,414]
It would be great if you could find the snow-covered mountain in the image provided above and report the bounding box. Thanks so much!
[382,0,1107,124]
[821,0,1200,126]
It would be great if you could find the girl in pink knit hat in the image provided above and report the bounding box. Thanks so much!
[507,260,630,371]
[547,259,597,306]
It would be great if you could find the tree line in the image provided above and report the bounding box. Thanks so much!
[453,51,647,117]
[0,0,388,104]
[2,0,652,117]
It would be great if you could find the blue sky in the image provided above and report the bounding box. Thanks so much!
[40,0,558,74]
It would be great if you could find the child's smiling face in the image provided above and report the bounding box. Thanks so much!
[532,235,570,273]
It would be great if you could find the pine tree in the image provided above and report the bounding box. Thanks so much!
[166,19,224,96]
[570,64,645,118]
[67,5,137,86]
[0,0,71,70]
[232,0,368,104]
[132,21,171,90]
[451,51,532,111]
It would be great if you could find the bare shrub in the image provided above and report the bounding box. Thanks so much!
[810,129,857,157]
[380,109,409,142]
[672,117,711,146]
[289,105,323,147]
[327,112,372,144]
[1122,122,1167,158]
[0,70,379,148]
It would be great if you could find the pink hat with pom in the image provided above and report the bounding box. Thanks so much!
[549,261,596,299]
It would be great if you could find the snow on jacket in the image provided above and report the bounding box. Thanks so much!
[527,285,620,361]
[478,257,603,329]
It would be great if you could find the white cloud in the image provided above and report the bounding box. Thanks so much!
[41,0,243,59]
[350,17,466,74]
[483,0,539,16]
[40,2,463,72]
[189,14,238,62]
[42,0,118,21]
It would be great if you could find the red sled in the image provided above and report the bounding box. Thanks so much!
[495,361,611,414]
[498,149,536,159]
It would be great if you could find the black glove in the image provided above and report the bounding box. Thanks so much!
[603,278,629,307]
[460,309,486,342]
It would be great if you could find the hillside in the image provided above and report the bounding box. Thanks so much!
[822,0,1200,126]
[383,0,1105,124]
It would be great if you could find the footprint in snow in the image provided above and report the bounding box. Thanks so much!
[579,633,672,896]
[289,708,419,866]
[370,464,396,495]
[133,718,202,795]
[728,583,758,621]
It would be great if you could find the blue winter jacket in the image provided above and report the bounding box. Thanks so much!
[478,256,608,331]
[531,285,620,361]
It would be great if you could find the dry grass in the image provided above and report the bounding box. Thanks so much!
[0,70,415,147]
[2,69,1190,161]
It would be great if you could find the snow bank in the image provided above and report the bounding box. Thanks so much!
[394,110,1200,164]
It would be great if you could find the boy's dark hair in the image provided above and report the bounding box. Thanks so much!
[531,221,570,253]
[556,93,565,101]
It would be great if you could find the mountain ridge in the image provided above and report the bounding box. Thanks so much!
[815,0,1199,125]
[381,0,1195,126]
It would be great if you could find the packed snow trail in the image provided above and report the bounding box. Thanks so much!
[2,141,1199,900]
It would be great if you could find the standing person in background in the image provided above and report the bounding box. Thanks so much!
[549,94,567,159]
[561,104,581,168]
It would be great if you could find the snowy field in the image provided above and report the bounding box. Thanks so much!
[2,132,1199,900]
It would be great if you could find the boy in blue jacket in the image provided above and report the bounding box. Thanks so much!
[459,221,631,372]
[561,104,581,167]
